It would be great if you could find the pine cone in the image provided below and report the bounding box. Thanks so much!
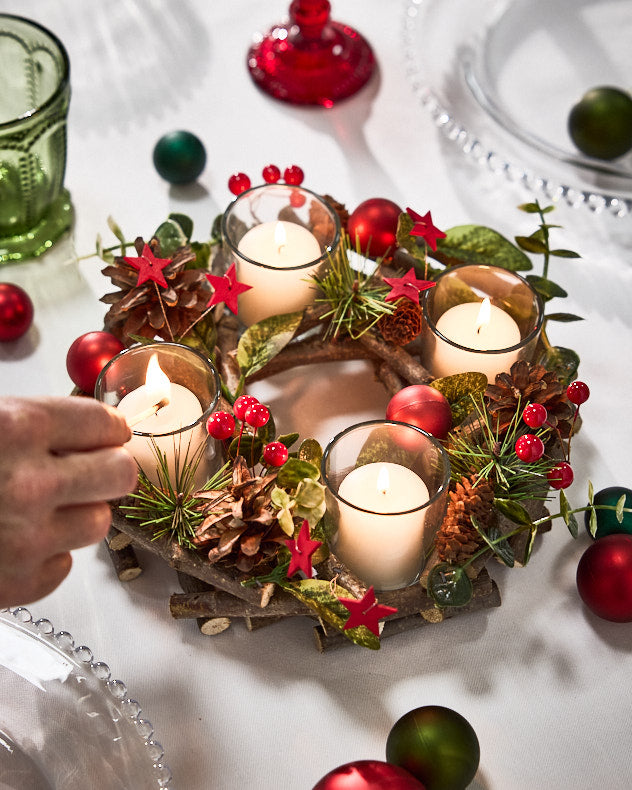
[434,474,495,565]
[321,194,349,234]
[101,237,211,343]
[378,298,423,346]
[484,360,573,437]
[192,457,286,574]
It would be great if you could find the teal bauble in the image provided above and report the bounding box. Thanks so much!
[153,130,206,184]
[386,706,480,790]
[585,486,632,539]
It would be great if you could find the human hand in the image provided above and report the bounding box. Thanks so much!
[0,396,138,607]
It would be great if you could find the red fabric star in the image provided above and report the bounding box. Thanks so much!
[124,243,171,288]
[338,586,398,637]
[206,262,252,315]
[383,268,435,304]
[285,520,322,578]
[407,207,446,251]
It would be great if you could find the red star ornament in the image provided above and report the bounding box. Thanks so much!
[124,243,172,288]
[338,586,398,637]
[285,520,322,578]
[383,268,435,304]
[407,207,446,251]
[206,262,252,315]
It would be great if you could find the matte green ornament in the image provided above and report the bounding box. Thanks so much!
[153,130,206,184]
[386,706,480,790]
[585,486,632,540]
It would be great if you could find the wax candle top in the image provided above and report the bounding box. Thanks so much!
[338,462,429,514]
[436,298,521,351]
[237,220,322,269]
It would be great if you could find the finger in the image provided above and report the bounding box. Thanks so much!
[48,502,113,553]
[0,552,72,608]
[52,446,138,505]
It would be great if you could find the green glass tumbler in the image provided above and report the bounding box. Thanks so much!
[0,15,73,263]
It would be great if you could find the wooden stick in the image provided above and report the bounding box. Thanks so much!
[177,572,232,636]
[105,542,143,582]
[127,397,169,427]
[357,332,433,385]
[106,525,132,551]
[169,588,312,620]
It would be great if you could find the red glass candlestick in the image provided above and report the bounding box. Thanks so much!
[247,0,376,107]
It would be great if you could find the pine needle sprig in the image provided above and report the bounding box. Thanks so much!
[122,438,232,548]
[312,233,395,339]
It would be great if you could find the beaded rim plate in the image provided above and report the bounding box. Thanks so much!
[403,0,632,218]
[0,607,172,789]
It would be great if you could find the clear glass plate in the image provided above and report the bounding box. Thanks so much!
[403,0,632,217]
[0,607,172,789]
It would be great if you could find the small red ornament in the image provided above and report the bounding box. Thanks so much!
[66,331,125,394]
[0,283,34,342]
[233,394,259,421]
[123,243,172,289]
[262,164,281,184]
[406,207,446,252]
[285,519,322,578]
[283,165,304,185]
[338,586,398,637]
[547,461,574,490]
[206,411,235,441]
[290,189,307,208]
[228,172,251,195]
[567,380,590,405]
[386,385,452,440]
[206,262,252,315]
[523,402,548,428]
[576,534,632,622]
[312,760,426,790]
[263,441,288,467]
[347,198,403,259]
[244,402,270,428]
[515,433,545,463]
[382,268,435,305]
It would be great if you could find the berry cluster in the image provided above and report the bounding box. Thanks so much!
[206,394,289,467]
[228,164,306,206]
[514,380,590,489]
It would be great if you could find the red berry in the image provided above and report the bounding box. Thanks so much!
[289,189,306,208]
[567,380,590,405]
[244,402,270,428]
[547,461,574,490]
[263,441,288,467]
[233,394,259,421]
[523,402,547,428]
[283,165,304,185]
[228,172,251,195]
[262,164,281,184]
[515,433,545,463]
[206,411,235,440]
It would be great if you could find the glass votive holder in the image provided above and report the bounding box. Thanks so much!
[221,183,340,326]
[0,14,73,263]
[321,420,450,591]
[95,343,220,488]
[421,263,544,382]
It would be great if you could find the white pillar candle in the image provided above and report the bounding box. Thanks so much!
[236,220,322,326]
[117,355,206,486]
[334,462,430,590]
[431,298,521,381]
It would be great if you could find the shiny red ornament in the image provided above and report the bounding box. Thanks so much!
[228,172,251,195]
[283,165,304,185]
[515,433,545,463]
[576,534,632,622]
[0,282,34,341]
[262,164,281,184]
[244,402,270,428]
[522,402,547,428]
[66,331,125,394]
[207,411,236,441]
[233,395,259,421]
[347,198,403,259]
[312,760,426,790]
[263,441,288,467]
[386,385,452,440]
[567,380,590,405]
[547,461,574,490]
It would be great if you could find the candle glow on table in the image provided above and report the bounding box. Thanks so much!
[431,298,522,381]
[235,220,322,325]
[116,354,206,486]
[334,462,430,590]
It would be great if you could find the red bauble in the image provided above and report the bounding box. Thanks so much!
[0,283,34,341]
[313,760,426,790]
[386,385,452,440]
[66,331,125,394]
[576,534,632,622]
[347,198,403,259]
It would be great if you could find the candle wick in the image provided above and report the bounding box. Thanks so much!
[277,243,286,255]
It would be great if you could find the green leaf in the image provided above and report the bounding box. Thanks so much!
[537,345,580,385]
[431,373,488,425]
[298,438,323,469]
[437,225,532,271]
[515,235,548,255]
[177,313,217,359]
[522,526,538,565]
[427,563,473,608]
[474,519,515,567]
[228,433,263,462]
[236,311,303,378]
[544,312,584,323]
[96,233,115,263]
[494,498,535,527]
[277,432,300,450]
[107,216,127,251]
[550,249,581,259]
[560,490,579,537]
[283,579,381,649]
[517,202,554,214]
[567,511,579,538]
[588,480,594,505]
[525,274,568,301]
[189,240,212,270]
[616,494,626,523]
[153,218,188,256]
[589,508,598,537]
[167,212,193,242]
[276,458,320,488]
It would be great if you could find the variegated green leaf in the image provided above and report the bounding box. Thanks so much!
[298,438,323,468]
[616,494,626,523]
[237,311,303,378]
[277,458,320,487]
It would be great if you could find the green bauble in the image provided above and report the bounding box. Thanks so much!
[568,86,632,160]
[386,706,480,790]
[153,130,206,184]
[585,486,632,540]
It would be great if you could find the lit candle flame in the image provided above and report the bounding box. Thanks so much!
[145,354,171,406]
[376,464,390,496]
[475,297,491,335]
[274,221,287,255]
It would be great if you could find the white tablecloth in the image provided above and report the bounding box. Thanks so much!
[1,2,632,788]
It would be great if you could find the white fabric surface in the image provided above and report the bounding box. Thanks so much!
[1,1,632,788]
